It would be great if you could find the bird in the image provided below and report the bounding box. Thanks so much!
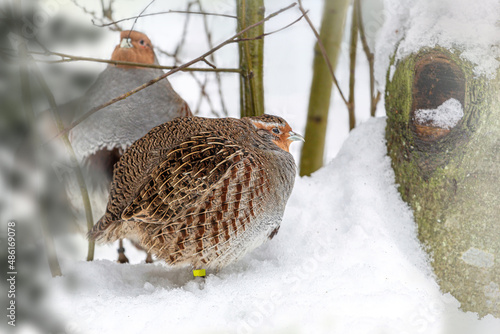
[88,115,304,272]
[66,30,192,263]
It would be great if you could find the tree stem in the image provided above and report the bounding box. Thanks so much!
[299,0,350,176]
[237,0,265,117]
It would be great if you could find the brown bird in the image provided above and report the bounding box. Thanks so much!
[67,30,191,263]
[89,115,304,271]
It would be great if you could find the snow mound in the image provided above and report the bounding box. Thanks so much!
[415,98,464,129]
[46,118,500,334]
[375,0,500,88]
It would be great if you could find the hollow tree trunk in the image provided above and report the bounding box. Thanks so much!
[237,0,265,118]
[385,47,500,317]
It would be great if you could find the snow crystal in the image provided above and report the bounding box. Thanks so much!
[415,98,464,129]
[375,0,500,88]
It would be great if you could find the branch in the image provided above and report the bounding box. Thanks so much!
[71,0,120,31]
[46,2,297,143]
[348,0,359,131]
[356,0,380,117]
[197,0,229,116]
[128,0,156,35]
[30,50,241,73]
[231,10,307,43]
[297,0,349,107]
[94,10,237,27]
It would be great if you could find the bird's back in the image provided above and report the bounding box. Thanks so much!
[90,117,297,269]
[70,66,191,161]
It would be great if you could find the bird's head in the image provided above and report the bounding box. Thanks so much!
[111,30,156,68]
[248,114,304,152]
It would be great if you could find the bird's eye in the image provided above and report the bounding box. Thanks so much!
[139,40,145,46]
[272,127,280,134]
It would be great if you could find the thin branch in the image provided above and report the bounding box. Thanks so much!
[94,10,237,27]
[71,0,120,31]
[172,1,195,60]
[100,0,120,31]
[297,0,349,107]
[348,1,358,131]
[30,51,241,73]
[197,0,228,116]
[230,10,306,44]
[356,0,380,117]
[46,2,298,143]
[202,58,216,69]
[128,0,155,34]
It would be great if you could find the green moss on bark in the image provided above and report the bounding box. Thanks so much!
[386,47,500,317]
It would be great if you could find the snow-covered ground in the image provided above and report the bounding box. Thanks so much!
[46,118,500,334]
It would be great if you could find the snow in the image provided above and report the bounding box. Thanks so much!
[46,118,500,334]
[414,98,464,129]
[375,0,500,88]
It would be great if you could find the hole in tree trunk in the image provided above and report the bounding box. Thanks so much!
[411,52,465,141]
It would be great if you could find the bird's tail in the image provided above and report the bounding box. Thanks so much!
[87,213,119,243]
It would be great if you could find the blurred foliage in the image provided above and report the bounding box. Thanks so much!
[0,1,104,332]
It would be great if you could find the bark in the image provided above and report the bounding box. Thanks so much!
[299,0,350,176]
[386,47,500,317]
[237,0,265,117]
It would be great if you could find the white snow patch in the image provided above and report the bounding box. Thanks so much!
[45,118,500,334]
[375,0,500,88]
[415,98,464,129]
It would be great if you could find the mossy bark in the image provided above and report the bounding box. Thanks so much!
[386,47,500,317]
[299,0,350,176]
[237,0,265,118]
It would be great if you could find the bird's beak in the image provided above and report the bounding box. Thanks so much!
[120,38,133,49]
[288,131,305,142]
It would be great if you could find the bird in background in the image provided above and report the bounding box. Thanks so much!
[89,115,304,274]
[67,30,192,263]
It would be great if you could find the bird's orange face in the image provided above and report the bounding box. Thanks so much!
[250,118,304,152]
[111,30,156,67]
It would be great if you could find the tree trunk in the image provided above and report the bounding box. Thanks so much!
[237,0,265,118]
[299,0,350,176]
[386,47,500,317]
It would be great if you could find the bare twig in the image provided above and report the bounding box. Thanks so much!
[172,1,195,60]
[100,0,120,31]
[47,2,297,142]
[356,0,380,117]
[348,0,359,131]
[128,0,156,34]
[30,50,241,73]
[94,10,237,28]
[71,0,120,31]
[231,10,306,43]
[197,0,228,116]
[202,58,216,69]
[297,0,349,107]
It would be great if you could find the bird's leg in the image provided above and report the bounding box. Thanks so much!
[145,252,153,264]
[117,239,129,263]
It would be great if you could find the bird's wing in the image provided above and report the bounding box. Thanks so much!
[121,132,269,231]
